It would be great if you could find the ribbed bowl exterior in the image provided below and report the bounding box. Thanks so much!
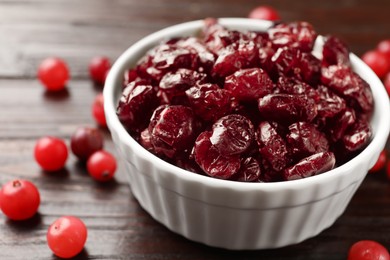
[104,18,390,250]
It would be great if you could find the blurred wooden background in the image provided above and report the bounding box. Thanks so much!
[0,0,389,259]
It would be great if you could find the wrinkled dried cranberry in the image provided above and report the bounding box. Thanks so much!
[139,128,154,152]
[343,119,372,152]
[149,105,198,158]
[316,84,346,119]
[322,35,351,67]
[258,45,276,76]
[210,114,255,156]
[283,152,336,181]
[158,68,207,104]
[117,84,159,133]
[234,157,261,182]
[224,68,274,102]
[258,93,317,123]
[321,65,373,112]
[185,83,232,122]
[193,131,241,179]
[268,21,317,52]
[277,76,318,99]
[256,121,289,172]
[286,122,329,161]
[327,108,356,142]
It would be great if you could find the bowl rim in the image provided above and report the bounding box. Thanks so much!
[104,18,390,193]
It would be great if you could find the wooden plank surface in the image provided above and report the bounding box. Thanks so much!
[0,0,390,259]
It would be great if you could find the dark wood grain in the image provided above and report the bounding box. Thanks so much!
[1,0,390,259]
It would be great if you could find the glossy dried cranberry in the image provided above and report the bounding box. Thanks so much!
[321,65,373,112]
[256,121,289,172]
[286,122,329,160]
[212,41,258,78]
[277,76,318,99]
[186,83,232,122]
[224,68,274,102]
[158,68,206,104]
[204,24,245,55]
[139,128,154,152]
[258,94,317,123]
[117,84,159,133]
[193,131,241,179]
[258,45,276,76]
[268,21,317,52]
[316,84,346,119]
[210,114,255,156]
[327,108,356,142]
[322,35,351,67]
[234,157,261,182]
[149,105,198,158]
[342,119,372,152]
[283,152,336,181]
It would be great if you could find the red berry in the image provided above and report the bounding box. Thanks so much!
[361,50,390,78]
[89,56,111,85]
[348,240,390,260]
[377,39,390,59]
[38,57,69,91]
[92,93,106,127]
[47,216,87,259]
[0,180,40,221]
[34,136,68,171]
[87,150,117,182]
[369,150,387,173]
[248,5,280,21]
[384,72,390,96]
[70,127,104,161]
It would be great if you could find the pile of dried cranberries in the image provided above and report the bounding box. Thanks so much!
[117,19,374,182]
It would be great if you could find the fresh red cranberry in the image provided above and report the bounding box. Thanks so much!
[148,105,198,158]
[369,150,387,173]
[322,35,351,67]
[38,57,69,91]
[283,152,335,181]
[248,5,280,21]
[186,83,232,122]
[256,121,289,172]
[210,114,255,156]
[89,56,111,85]
[0,179,40,220]
[268,21,317,52]
[34,136,68,171]
[87,150,117,182]
[117,84,159,133]
[193,131,241,179]
[377,39,390,60]
[224,68,273,102]
[361,50,390,78]
[258,94,317,123]
[92,93,106,127]
[348,240,390,260]
[47,216,88,259]
[70,127,104,161]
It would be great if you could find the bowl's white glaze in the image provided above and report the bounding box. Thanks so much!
[104,18,390,249]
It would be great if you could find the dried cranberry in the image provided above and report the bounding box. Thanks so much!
[158,68,206,104]
[268,21,317,52]
[258,94,317,123]
[139,128,154,152]
[342,119,372,152]
[185,83,232,122]
[283,152,336,181]
[117,84,159,133]
[193,131,241,179]
[258,45,277,76]
[256,121,289,172]
[322,35,351,67]
[224,68,274,102]
[286,122,329,161]
[316,84,346,119]
[234,157,262,182]
[277,76,318,98]
[149,105,198,158]
[321,65,373,112]
[327,108,356,142]
[210,114,255,156]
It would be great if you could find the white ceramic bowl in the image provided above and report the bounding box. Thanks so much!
[104,18,390,250]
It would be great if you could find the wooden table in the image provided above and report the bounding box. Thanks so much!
[1,0,389,259]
